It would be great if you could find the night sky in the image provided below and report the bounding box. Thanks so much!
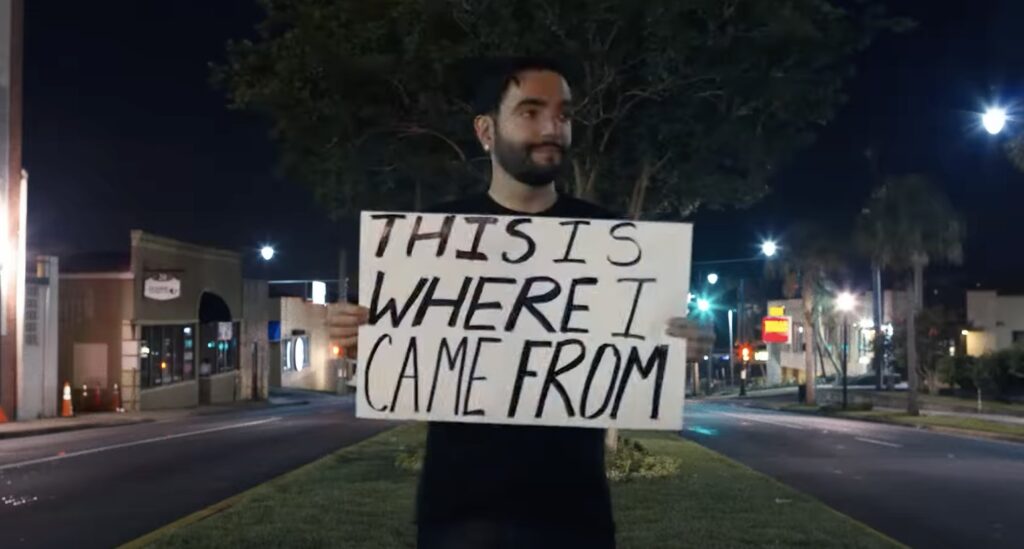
[22,1,1024,290]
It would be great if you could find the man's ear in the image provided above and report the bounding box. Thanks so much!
[474,114,494,152]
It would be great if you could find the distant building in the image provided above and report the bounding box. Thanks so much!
[965,290,1024,356]
[59,231,267,411]
[764,290,907,384]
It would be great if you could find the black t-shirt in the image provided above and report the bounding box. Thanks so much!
[416,192,617,537]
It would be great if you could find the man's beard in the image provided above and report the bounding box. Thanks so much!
[492,131,568,187]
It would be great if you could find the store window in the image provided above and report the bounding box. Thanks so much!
[140,325,195,388]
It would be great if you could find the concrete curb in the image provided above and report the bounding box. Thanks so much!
[0,400,311,441]
[0,418,157,440]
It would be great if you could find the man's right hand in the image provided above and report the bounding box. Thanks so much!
[336,303,369,358]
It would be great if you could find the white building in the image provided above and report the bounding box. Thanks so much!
[965,290,1024,356]
[764,290,906,384]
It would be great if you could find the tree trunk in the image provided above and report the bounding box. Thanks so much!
[802,282,816,406]
[906,263,924,415]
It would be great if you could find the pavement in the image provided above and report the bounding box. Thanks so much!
[0,389,395,548]
[683,399,1024,549]
[0,388,313,439]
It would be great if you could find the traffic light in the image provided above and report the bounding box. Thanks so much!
[740,345,751,363]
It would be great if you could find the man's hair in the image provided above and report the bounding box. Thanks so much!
[460,56,580,116]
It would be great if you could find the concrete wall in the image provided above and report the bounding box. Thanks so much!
[140,380,198,410]
[58,274,133,393]
[240,279,269,400]
[967,290,1024,355]
[278,297,332,392]
[200,371,237,404]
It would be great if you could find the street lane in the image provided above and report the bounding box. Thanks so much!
[0,394,395,548]
[682,400,1024,549]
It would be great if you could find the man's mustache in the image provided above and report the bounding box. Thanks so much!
[528,142,567,154]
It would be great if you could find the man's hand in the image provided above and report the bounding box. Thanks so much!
[336,303,369,359]
[666,316,716,362]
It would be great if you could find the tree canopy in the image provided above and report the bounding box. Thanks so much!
[215,0,907,218]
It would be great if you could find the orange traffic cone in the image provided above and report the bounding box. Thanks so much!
[61,382,74,417]
[112,383,124,413]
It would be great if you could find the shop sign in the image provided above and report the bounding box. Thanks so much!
[144,274,181,301]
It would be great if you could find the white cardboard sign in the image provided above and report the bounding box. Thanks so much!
[356,211,692,430]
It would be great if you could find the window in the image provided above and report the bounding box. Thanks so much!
[140,325,195,388]
[1013,331,1024,344]
[282,336,310,372]
[199,321,240,376]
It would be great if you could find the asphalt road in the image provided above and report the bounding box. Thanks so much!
[0,392,394,548]
[682,400,1024,549]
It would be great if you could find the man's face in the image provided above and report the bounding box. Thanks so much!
[490,70,573,187]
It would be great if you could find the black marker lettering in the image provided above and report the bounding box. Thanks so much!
[508,340,551,418]
[536,339,585,418]
[371,214,407,257]
[502,218,536,264]
[363,334,392,412]
[412,276,472,327]
[463,337,501,416]
[464,277,516,330]
[610,344,669,419]
[389,336,420,412]
[611,278,656,340]
[560,277,597,334]
[427,337,468,414]
[407,214,455,257]
[608,222,642,267]
[555,220,590,264]
[580,343,622,419]
[368,271,428,327]
[456,217,498,261]
[505,276,561,332]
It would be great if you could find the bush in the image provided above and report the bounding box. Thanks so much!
[394,444,424,472]
[605,437,681,482]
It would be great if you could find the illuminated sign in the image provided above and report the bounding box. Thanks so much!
[144,274,181,301]
[762,316,791,344]
[768,305,785,317]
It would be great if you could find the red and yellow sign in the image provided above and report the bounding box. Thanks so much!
[762,316,791,344]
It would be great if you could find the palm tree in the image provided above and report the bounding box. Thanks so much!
[770,223,846,405]
[856,175,964,415]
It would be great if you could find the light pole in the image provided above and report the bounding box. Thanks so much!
[835,291,857,410]
[693,238,780,391]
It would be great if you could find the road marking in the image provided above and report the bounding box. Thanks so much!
[720,412,808,430]
[0,417,282,472]
[855,437,902,448]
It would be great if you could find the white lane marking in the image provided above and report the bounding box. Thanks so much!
[719,412,808,430]
[855,437,902,448]
[0,417,282,472]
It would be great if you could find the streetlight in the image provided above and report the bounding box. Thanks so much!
[835,291,857,409]
[760,240,778,258]
[706,272,719,285]
[982,107,1007,135]
[260,245,276,261]
[696,297,711,313]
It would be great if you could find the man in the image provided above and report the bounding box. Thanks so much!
[337,57,699,548]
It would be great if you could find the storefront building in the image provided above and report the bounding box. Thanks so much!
[59,231,265,411]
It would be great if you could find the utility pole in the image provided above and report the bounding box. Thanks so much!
[727,309,735,387]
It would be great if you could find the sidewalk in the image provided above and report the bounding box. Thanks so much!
[0,389,313,440]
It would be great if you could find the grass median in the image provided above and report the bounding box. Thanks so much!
[836,410,1024,440]
[138,425,901,549]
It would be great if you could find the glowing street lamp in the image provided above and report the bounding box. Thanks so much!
[260,246,276,261]
[760,240,778,258]
[696,297,711,313]
[982,107,1007,135]
[835,291,856,312]
[706,272,719,285]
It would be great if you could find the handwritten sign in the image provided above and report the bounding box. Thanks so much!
[356,211,692,430]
